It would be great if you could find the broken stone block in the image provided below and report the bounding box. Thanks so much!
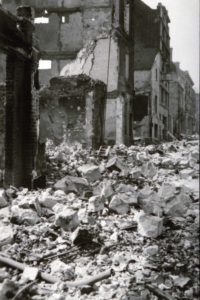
[71,227,93,246]
[39,190,63,209]
[78,164,101,182]
[164,193,191,217]
[138,192,163,217]
[135,270,144,284]
[189,149,199,162]
[158,182,176,201]
[54,176,89,195]
[55,208,79,231]
[116,183,136,194]
[130,167,142,179]
[0,224,13,246]
[5,187,17,200]
[161,158,174,168]
[179,169,195,179]
[21,267,39,282]
[136,151,149,162]
[0,189,8,208]
[50,259,75,281]
[109,195,129,214]
[88,195,104,212]
[138,185,154,200]
[142,161,157,179]
[144,245,159,256]
[118,193,138,206]
[100,180,114,199]
[173,276,191,288]
[106,157,124,172]
[0,207,10,220]
[137,214,163,238]
[10,207,39,226]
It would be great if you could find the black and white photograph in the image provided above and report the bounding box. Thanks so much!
[0,0,199,299]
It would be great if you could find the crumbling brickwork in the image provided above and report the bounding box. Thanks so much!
[39,75,106,149]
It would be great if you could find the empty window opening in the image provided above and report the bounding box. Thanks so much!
[34,17,49,24]
[154,124,158,138]
[61,15,70,24]
[39,60,52,70]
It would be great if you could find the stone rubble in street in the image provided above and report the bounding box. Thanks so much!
[0,139,199,300]
[0,189,8,208]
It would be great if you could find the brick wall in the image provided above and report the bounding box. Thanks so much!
[39,75,106,149]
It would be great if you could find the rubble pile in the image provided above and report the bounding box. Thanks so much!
[0,139,199,300]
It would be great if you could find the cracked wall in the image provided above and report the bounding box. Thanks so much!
[61,38,118,93]
[2,0,134,146]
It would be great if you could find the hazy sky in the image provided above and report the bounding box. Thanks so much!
[143,0,199,93]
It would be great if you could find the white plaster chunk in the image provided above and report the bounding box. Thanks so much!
[109,195,129,215]
[55,208,79,231]
[88,195,104,212]
[78,164,101,182]
[0,224,13,246]
[137,214,163,238]
[0,189,8,208]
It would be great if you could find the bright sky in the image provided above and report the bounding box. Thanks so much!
[143,0,199,93]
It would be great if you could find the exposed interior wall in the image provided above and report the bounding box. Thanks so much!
[2,0,134,146]
[39,75,106,148]
[60,37,119,93]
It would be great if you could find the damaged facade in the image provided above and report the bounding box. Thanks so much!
[2,0,134,146]
[133,0,170,143]
[39,75,106,149]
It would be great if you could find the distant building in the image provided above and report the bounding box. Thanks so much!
[182,71,196,135]
[167,62,197,137]
[133,0,170,142]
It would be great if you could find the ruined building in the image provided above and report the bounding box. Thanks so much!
[133,0,170,142]
[39,75,106,149]
[0,5,39,188]
[2,0,134,146]
[167,62,197,137]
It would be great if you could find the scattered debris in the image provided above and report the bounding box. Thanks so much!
[0,139,199,299]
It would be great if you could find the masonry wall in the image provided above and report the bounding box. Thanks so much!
[2,0,134,146]
[0,84,5,170]
[39,75,106,148]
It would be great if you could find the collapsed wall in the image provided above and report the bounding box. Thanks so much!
[39,74,106,149]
